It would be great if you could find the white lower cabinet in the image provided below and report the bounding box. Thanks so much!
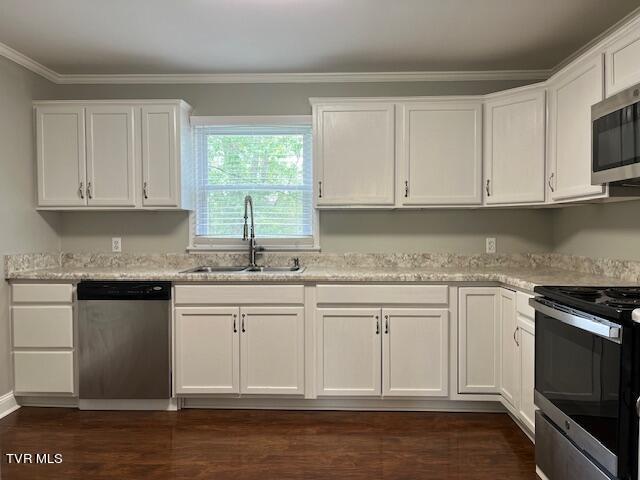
[499,289,519,406]
[316,308,382,396]
[383,309,449,397]
[13,351,75,394]
[240,307,304,395]
[517,311,536,433]
[175,307,240,394]
[174,301,305,396]
[316,306,449,398]
[458,287,500,394]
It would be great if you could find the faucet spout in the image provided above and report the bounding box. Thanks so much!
[243,195,261,267]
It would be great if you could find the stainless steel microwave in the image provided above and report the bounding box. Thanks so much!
[592,83,640,185]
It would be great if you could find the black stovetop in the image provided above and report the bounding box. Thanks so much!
[534,285,640,323]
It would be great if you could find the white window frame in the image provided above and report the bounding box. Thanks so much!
[188,115,319,252]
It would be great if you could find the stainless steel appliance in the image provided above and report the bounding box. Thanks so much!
[531,286,640,480]
[592,82,640,185]
[78,281,171,400]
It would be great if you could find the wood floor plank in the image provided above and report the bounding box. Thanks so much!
[0,408,535,479]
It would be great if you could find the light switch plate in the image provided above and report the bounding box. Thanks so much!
[486,237,496,254]
[111,237,122,253]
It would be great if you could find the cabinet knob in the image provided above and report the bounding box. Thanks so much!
[513,326,520,347]
[548,173,555,193]
[143,182,149,200]
[486,179,491,197]
[87,181,93,199]
[241,313,246,333]
[384,315,389,334]
[78,181,85,199]
[404,180,409,198]
[375,316,380,335]
[233,314,237,333]
[318,181,322,198]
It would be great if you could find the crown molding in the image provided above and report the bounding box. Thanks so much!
[0,41,59,82]
[0,42,551,84]
[52,70,551,84]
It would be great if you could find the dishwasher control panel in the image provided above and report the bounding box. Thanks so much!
[77,281,171,301]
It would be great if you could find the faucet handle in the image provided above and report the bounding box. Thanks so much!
[293,257,300,268]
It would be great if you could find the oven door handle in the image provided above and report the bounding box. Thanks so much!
[530,298,622,343]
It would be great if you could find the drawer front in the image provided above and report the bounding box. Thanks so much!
[12,306,74,348]
[13,351,75,394]
[516,291,535,320]
[316,284,449,305]
[12,283,73,304]
[174,285,304,305]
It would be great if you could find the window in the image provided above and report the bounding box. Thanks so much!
[190,116,317,250]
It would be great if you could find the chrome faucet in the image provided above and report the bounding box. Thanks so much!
[242,195,263,268]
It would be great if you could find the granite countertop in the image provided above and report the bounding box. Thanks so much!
[6,264,637,292]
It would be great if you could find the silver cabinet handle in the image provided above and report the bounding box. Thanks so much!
[143,182,149,199]
[404,180,409,198]
[79,181,85,199]
[318,181,322,198]
[486,179,491,197]
[375,315,380,335]
[233,314,237,333]
[548,173,555,192]
[384,315,389,334]
[241,313,246,333]
[513,327,520,347]
[87,181,93,199]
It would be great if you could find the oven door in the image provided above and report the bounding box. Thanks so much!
[532,299,622,478]
[591,89,640,185]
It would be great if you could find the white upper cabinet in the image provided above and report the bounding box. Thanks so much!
[85,105,137,207]
[604,19,640,96]
[312,102,396,207]
[141,104,179,207]
[398,101,482,205]
[34,100,192,210]
[382,308,449,397]
[547,53,605,202]
[484,87,546,205]
[36,105,86,207]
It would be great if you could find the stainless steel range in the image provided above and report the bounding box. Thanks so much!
[531,286,640,480]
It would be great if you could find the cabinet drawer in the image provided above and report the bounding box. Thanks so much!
[12,283,73,304]
[13,351,75,394]
[516,292,535,320]
[174,285,304,305]
[12,306,74,348]
[316,284,448,305]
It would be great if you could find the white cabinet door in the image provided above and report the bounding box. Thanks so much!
[484,88,546,204]
[142,105,179,207]
[499,289,519,407]
[240,307,304,395]
[85,105,137,206]
[399,101,482,205]
[382,308,448,397]
[458,287,500,394]
[314,103,395,206]
[36,105,86,207]
[13,351,75,394]
[175,307,240,394]
[517,315,536,433]
[548,54,605,201]
[316,308,382,396]
[604,22,640,96]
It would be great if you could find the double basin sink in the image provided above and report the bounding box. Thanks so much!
[181,265,305,274]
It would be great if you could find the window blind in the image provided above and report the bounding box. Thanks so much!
[193,123,313,242]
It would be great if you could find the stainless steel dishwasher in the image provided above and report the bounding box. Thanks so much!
[77,281,171,401]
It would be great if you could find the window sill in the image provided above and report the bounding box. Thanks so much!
[187,245,321,253]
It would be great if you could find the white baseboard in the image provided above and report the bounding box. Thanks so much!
[0,391,20,419]
[181,396,506,412]
[536,465,550,480]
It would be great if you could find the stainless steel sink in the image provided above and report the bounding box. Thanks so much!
[180,265,305,274]
[180,266,248,273]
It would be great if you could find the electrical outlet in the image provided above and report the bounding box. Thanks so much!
[111,237,122,253]
[486,237,496,254]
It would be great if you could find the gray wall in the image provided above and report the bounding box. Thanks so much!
[50,79,557,255]
[0,56,61,396]
[552,200,640,261]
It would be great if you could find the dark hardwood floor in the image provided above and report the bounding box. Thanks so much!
[0,408,535,479]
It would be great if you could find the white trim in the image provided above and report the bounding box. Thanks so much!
[0,41,59,82]
[53,70,551,85]
[535,466,550,480]
[191,115,311,126]
[0,391,20,419]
